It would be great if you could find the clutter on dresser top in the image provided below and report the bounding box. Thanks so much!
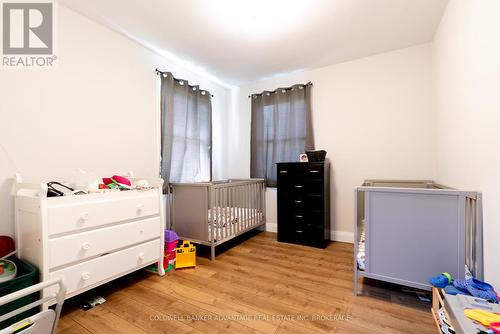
[13,171,159,199]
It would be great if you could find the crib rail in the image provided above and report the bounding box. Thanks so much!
[168,178,266,260]
[209,179,266,247]
[465,194,483,279]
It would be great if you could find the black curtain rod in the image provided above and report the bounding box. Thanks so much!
[155,69,214,97]
[248,82,313,98]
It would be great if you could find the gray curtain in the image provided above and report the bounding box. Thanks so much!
[160,72,212,187]
[251,83,314,187]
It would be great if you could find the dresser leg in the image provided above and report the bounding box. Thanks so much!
[158,260,165,276]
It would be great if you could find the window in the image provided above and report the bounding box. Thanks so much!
[251,83,314,187]
[159,72,212,185]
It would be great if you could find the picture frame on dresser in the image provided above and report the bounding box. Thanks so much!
[12,174,166,307]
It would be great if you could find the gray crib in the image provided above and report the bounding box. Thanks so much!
[354,180,483,294]
[167,179,266,260]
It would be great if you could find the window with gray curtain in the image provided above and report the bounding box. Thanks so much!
[251,83,314,187]
[160,72,212,186]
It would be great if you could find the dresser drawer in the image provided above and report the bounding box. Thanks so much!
[48,217,161,269]
[281,180,324,196]
[49,239,160,297]
[47,192,159,236]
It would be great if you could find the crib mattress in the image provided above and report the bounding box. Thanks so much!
[357,219,366,271]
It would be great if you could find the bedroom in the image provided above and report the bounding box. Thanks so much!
[1,0,499,333]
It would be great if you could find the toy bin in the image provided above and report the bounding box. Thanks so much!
[164,230,178,271]
[0,257,39,329]
[165,230,179,251]
[175,241,196,269]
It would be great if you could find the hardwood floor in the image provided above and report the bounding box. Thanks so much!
[57,232,436,334]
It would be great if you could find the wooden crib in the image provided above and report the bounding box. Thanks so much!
[167,179,266,260]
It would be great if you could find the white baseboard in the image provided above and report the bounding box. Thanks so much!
[264,223,277,233]
[330,231,354,243]
[264,224,353,243]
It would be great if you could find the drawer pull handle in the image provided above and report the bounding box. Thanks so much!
[294,185,303,188]
[138,252,145,261]
[79,212,89,222]
[81,272,91,281]
[81,242,91,251]
[295,215,303,218]
[309,170,320,173]
[279,170,288,174]
[294,200,303,203]
[136,204,144,214]
[296,230,304,233]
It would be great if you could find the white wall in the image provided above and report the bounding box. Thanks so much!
[229,44,437,240]
[0,5,232,236]
[432,0,500,288]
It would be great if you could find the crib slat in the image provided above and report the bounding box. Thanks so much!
[238,185,245,233]
[224,187,229,240]
[216,187,220,241]
[250,183,257,226]
[255,183,258,226]
[235,185,241,233]
[246,183,250,229]
[243,183,247,230]
[232,187,236,237]
[219,187,222,241]
[219,188,223,241]
[228,187,233,238]
[210,186,215,245]
[240,184,244,231]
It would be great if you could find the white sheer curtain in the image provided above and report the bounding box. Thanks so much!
[160,72,212,187]
[251,83,314,187]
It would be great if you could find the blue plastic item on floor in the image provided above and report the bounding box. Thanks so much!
[429,273,453,288]
[467,285,499,303]
[454,278,494,292]
[444,284,469,296]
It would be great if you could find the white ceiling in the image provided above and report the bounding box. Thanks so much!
[58,0,448,86]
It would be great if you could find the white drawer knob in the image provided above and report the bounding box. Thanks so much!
[138,252,145,261]
[136,204,144,214]
[81,242,91,251]
[81,272,91,281]
[80,212,89,222]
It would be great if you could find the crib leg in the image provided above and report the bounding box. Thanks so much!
[353,270,358,296]
[211,245,215,261]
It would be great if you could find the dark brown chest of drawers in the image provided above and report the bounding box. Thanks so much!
[276,162,330,248]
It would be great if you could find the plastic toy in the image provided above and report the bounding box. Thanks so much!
[429,272,453,288]
[175,241,196,269]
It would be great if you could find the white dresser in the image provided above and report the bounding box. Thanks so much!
[13,176,165,302]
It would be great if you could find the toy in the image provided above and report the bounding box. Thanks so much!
[175,241,196,269]
[0,259,17,283]
[464,309,500,326]
[164,230,178,270]
[102,175,132,190]
[429,272,453,288]
[454,278,499,302]
[490,322,500,334]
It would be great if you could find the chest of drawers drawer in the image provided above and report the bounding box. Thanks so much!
[46,191,159,236]
[49,239,160,297]
[48,216,161,269]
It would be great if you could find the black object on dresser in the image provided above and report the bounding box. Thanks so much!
[276,162,330,248]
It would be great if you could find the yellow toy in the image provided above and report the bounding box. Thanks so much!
[175,241,196,269]
[464,309,500,326]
